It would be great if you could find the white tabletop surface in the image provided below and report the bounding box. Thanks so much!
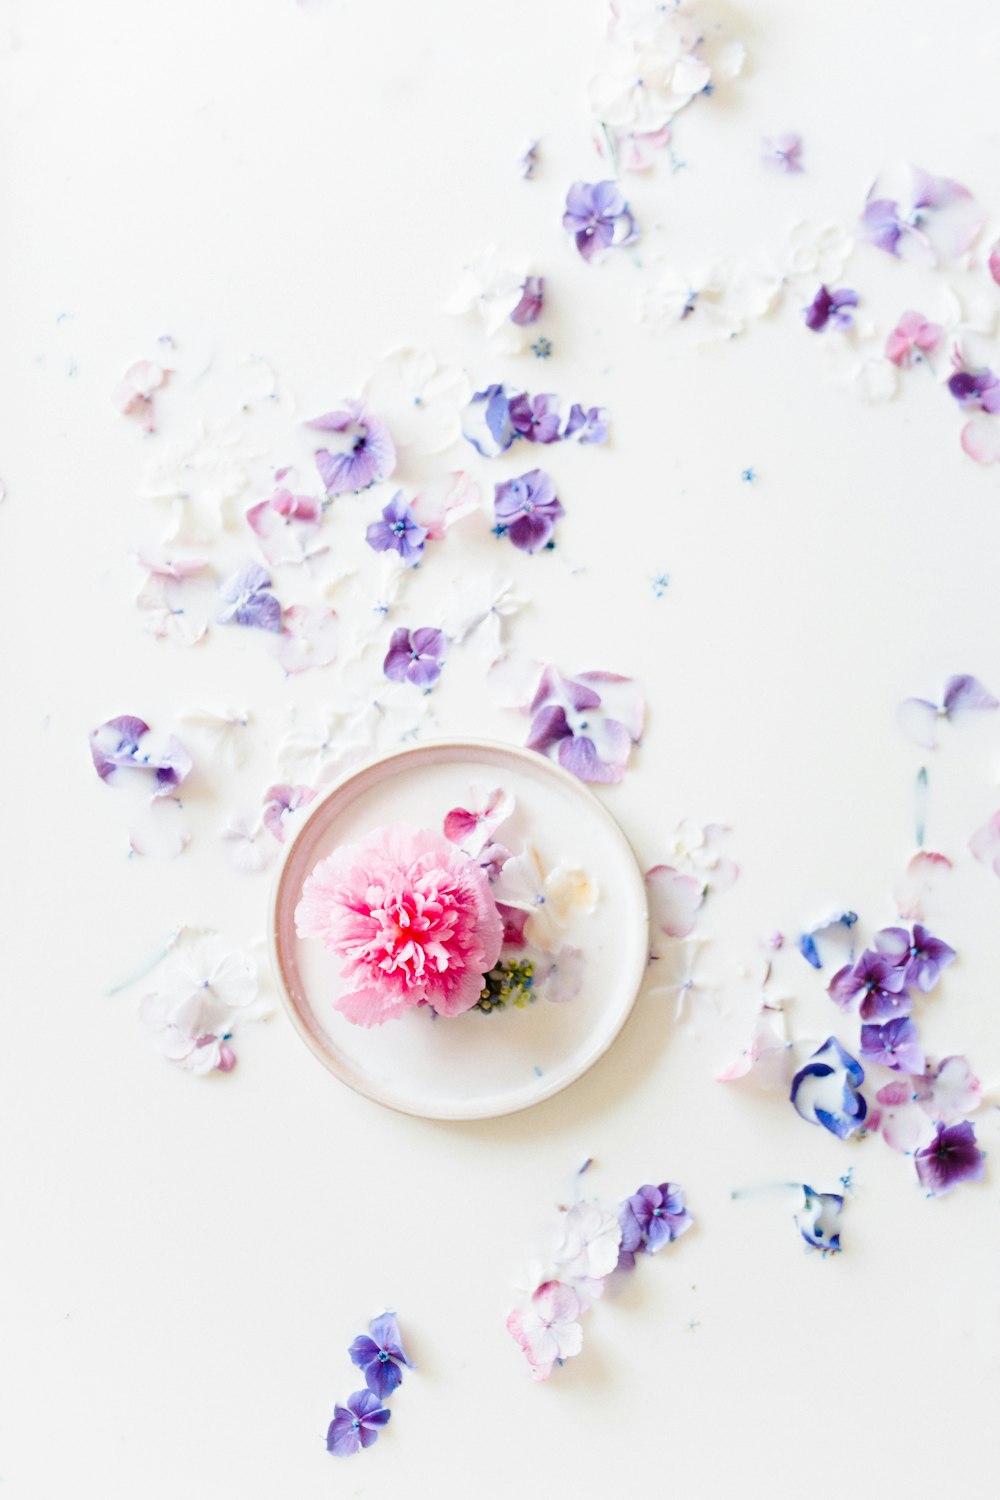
[4,1,1000,1495]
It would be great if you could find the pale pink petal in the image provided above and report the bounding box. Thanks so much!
[716,1015,792,1090]
[871,1080,935,1153]
[918,1055,982,1123]
[411,471,483,541]
[646,864,704,940]
[273,605,339,675]
[532,1280,582,1324]
[893,850,952,920]
[961,413,1000,465]
[970,811,1000,877]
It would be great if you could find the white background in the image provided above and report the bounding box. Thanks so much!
[3,1,1000,1495]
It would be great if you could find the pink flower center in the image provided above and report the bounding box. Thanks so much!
[358,880,463,987]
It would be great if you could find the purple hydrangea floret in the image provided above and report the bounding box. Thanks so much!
[562,180,639,262]
[859,1016,925,1074]
[617,1182,693,1270]
[326,1389,391,1457]
[827,948,909,1021]
[365,492,428,564]
[348,1312,413,1400]
[914,1121,985,1197]
[508,392,562,444]
[217,562,282,632]
[493,469,564,552]
[805,284,858,332]
[383,626,448,688]
[947,369,1000,414]
[873,923,956,994]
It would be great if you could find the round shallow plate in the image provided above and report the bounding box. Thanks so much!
[268,739,648,1120]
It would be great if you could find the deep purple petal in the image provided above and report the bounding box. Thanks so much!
[858,982,912,1022]
[510,275,544,326]
[914,1121,985,1196]
[525,704,572,755]
[508,511,555,552]
[411,626,445,658]
[326,1410,362,1457]
[827,963,863,1009]
[363,1357,402,1400]
[367,1312,410,1364]
[383,628,413,682]
[348,1335,379,1368]
[805,286,834,331]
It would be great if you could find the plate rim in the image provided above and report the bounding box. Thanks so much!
[267,735,649,1121]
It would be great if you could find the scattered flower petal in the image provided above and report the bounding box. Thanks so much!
[348,1312,413,1400]
[859,1016,926,1074]
[562,180,639,262]
[383,626,448,689]
[309,399,396,494]
[506,1280,584,1381]
[493,469,564,552]
[326,1390,391,1457]
[111,359,169,432]
[914,1120,985,1196]
[217,562,282,632]
[790,1036,867,1139]
[261,782,317,842]
[795,1186,843,1253]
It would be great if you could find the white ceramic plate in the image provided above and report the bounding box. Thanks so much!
[268,738,648,1119]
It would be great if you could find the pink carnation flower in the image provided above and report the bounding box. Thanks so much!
[295,823,503,1027]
